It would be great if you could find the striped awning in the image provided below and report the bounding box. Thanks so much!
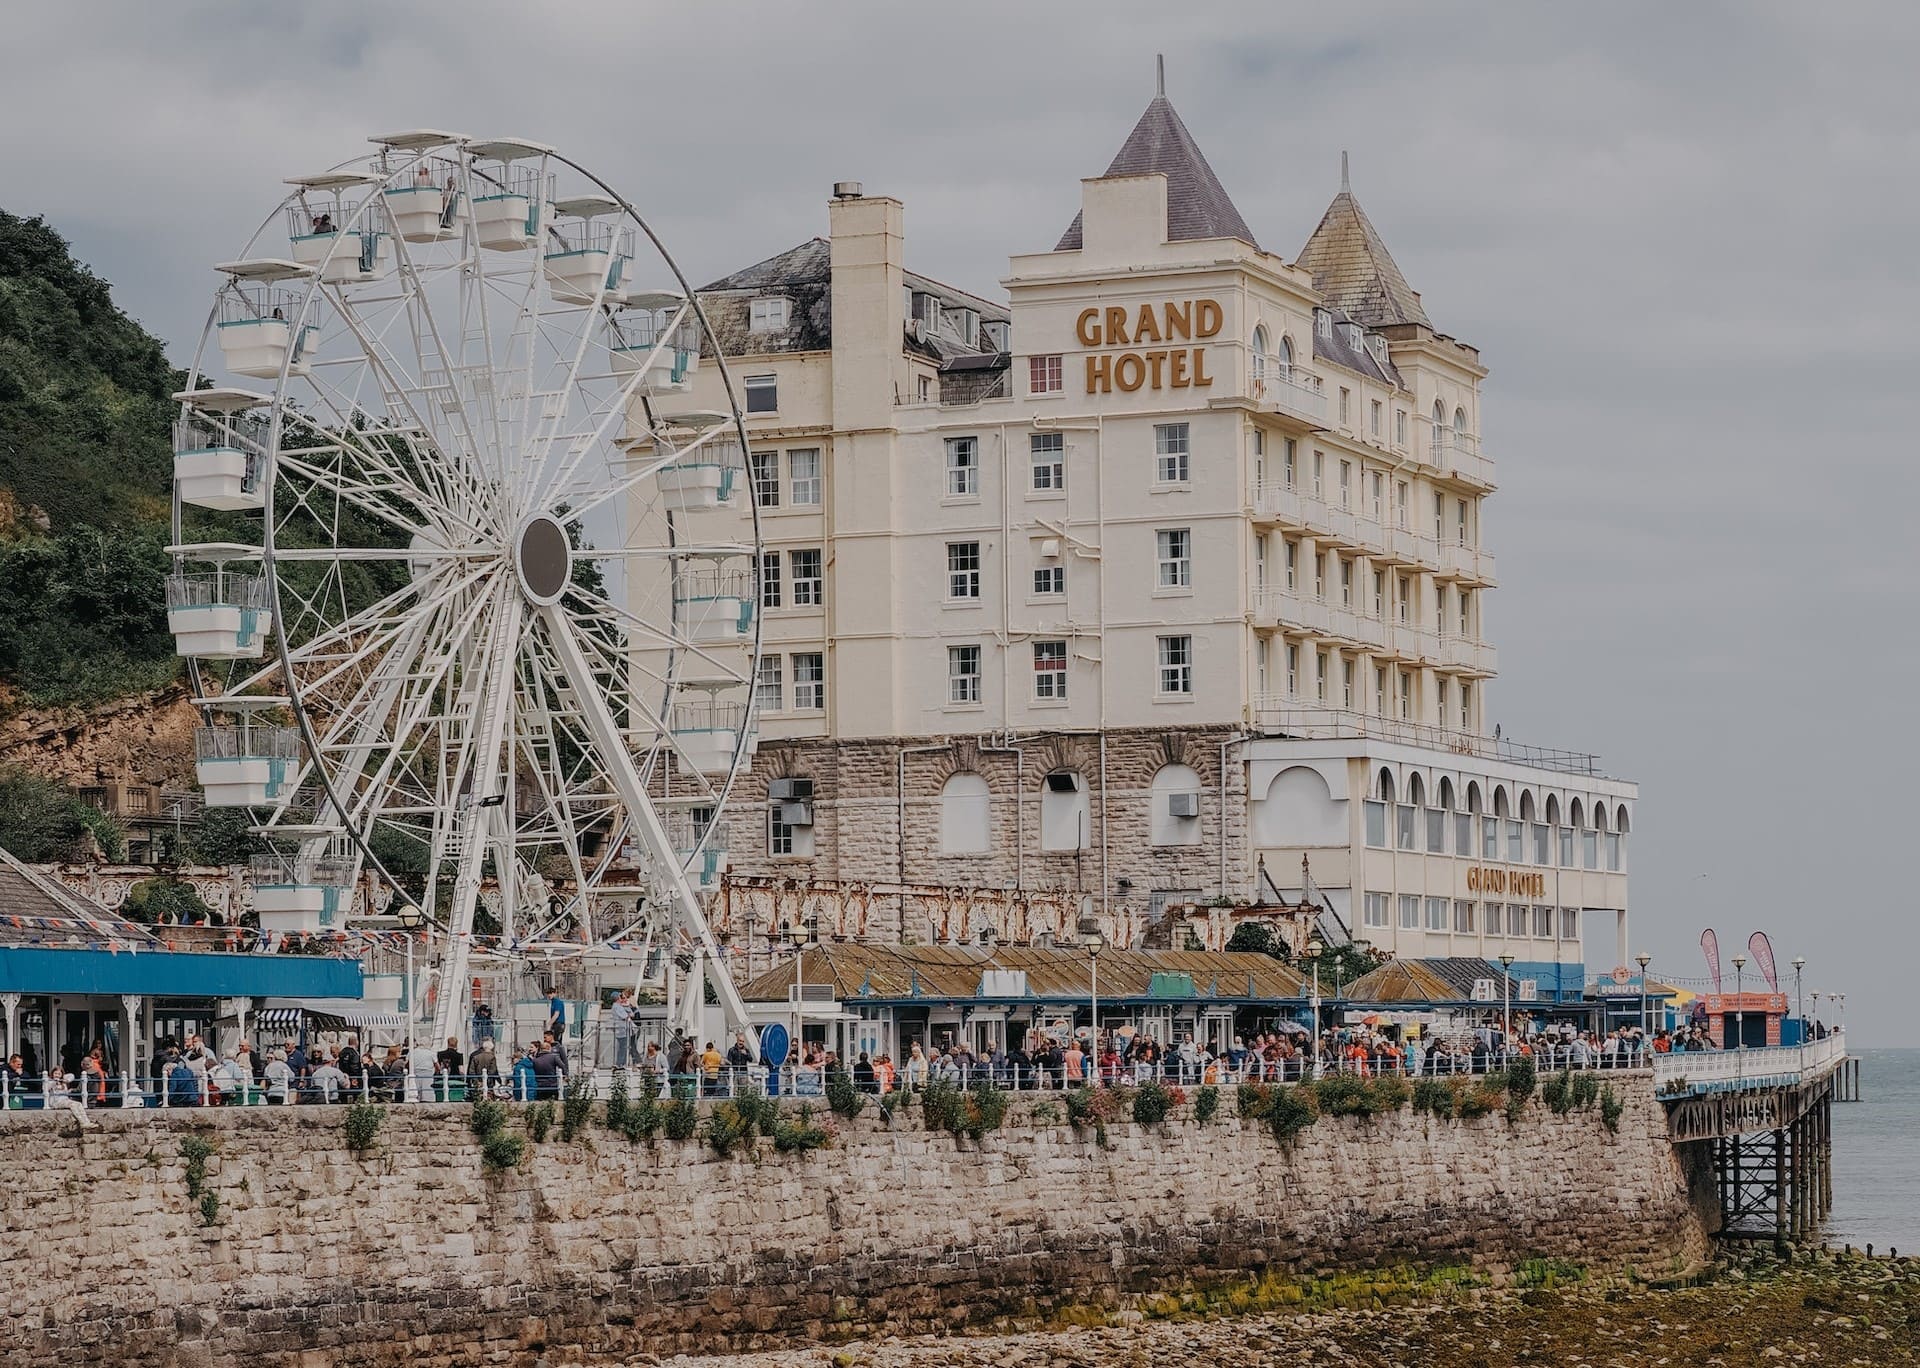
[257,999,409,1033]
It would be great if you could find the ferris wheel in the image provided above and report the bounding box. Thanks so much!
[167,131,763,1047]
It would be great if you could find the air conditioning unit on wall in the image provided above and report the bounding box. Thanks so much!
[1168,792,1200,819]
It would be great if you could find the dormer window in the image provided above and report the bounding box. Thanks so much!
[1315,310,1332,340]
[748,297,789,333]
[1345,323,1365,351]
[959,309,980,349]
[913,292,940,329]
[1371,335,1390,363]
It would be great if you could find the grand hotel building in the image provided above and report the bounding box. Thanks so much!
[633,78,1637,998]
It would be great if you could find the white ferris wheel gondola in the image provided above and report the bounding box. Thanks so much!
[171,132,764,1048]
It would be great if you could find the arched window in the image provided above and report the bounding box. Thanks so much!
[1492,785,1511,818]
[1569,797,1585,828]
[1040,771,1089,852]
[1437,776,1455,811]
[1593,804,1610,834]
[1377,766,1397,804]
[1545,794,1561,826]
[1149,763,1203,847]
[1615,803,1631,833]
[939,772,990,854]
[1279,335,1294,371]
[1464,780,1482,814]
[1407,772,1426,808]
[1453,407,1467,434]
[1519,791,1537,822]
[1251,325,1269,383]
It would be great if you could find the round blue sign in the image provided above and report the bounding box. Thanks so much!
[758,1022,791,1068]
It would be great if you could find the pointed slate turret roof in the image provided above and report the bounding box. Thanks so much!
[1295,157,1431,329]
[1055,69,1258,252]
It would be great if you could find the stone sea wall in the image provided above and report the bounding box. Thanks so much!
[0,1088,1712,1366]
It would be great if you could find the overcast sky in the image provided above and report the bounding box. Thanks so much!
[5,2,1914,1039]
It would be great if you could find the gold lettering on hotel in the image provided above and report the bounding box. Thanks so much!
[1079,299,1221,394]
[1465,866,1546,898]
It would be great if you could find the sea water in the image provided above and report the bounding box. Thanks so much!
[1824,1047,1920,1252]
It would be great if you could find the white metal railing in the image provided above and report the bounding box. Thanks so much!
[1250,704,1604,776]
[166,572,270,612]
[1650,1032,1846,1094]
[251,852,358,886]
[671,698,747,734]
[195,723,300,761]
[1252,360,1330,421]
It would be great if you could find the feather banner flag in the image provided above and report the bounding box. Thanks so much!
[1747,931,1779,992]
[1700,928,1723,995]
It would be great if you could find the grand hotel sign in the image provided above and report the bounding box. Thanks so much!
[1465,866,1547,898]
[1077,299,1222,393]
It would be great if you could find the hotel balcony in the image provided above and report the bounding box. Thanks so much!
[1252,588,1332,635]
[1436,540,1498,586]
[1438,634,1499,675]
[1425,428,1497,491]
[1251,359,1329,427]
[1248,703,1601,777]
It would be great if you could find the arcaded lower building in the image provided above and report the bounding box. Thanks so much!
[636,74,1636,1001]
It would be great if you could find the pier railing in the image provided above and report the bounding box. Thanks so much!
[1650,1032,1845,1096]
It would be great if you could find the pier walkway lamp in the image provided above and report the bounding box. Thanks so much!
[1498,952,1516,1061]
[1635,951,1652,1034]
[1306,934,1325,1078]
[1791,956,1807,1038]
[396,902,424,1051]
[1078,916,1104,1072]
[1731,952,1747,1081]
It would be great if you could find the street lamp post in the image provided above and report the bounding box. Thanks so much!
[1635,951,1652,1035]
[1498,952,1516,1063]
[1307,934,1324,1079]
[1790,956,1806,1040]
[1835,993,1846,1033]
[396,903,424,1052]
[1079,917,1104,1083]
[1731,952,1747,1084]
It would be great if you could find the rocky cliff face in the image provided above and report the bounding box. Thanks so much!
[0,683,197,789]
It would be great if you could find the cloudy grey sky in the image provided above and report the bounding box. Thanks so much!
[5,1,1914,1038]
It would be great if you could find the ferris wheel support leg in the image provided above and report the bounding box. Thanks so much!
[539,606,760,1061]
[432,595,524,1046]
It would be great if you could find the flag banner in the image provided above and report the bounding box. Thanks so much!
[1747,931,1779,992]
[1700,928,1722,995]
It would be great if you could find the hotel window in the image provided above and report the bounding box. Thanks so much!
[1583,828,1599,869]
[1339,388,1351,427]
[1363,891,1389,927]
[792,652,825,711]
[767,803,809,858]
[1342,658,1355,707]
[1339,460,1352,508]
[1425,806,1446,853]
[1312,450,1324,496]
[917,374,932,403]
[1030,432,1065,490]
[789,548,823,607]
[1255,537,1269,591]
[1454,900,1476,934]
[1372,569,1385,618]
[748,296,788,332]
[1482,815,1499,859]
[744,373,778,415]
[1607,831,1623,870]
[1339,557,1353,607]
[1283,438,1297,490]
[1531,822,1549,864]
[1506,819,1523,862]
[1252,429,1265,488]
[1028,354,1063,395]
[1316,649,1329,702]
[1154,422,1190,483]
[1033,564,1064,596]
[1397,574,1411,623]
[1156,529,1192,590]
[1427,896,1449,931]
[1396,409,1408,448]
[1371,400,1383,437]
[1285,540,1298,591]
[1396,802,1416,850]
[1559,825,1575,867]
[753,654,783,713]
[1370,470,1384,521]
[750,449,780,507]
[1454,809,1472,856]
[1395,480,1409,528]
[1559,907,1580,941]
[946,541,981,600]
[1286,643,1299,696]
[1507,904,1529,937]
[948,645,982,704]
[1398,894,1420,930]
[1436,586,1451,636]
[758,551,783,609]
[1363,802,1386,848]
[1459,589,1473,638]
[1374,665,1386,714]
[1459,681,1473,731]
[1434,491,1445,541]
[1313,552,1325,601]
[1157,635,1193,695]
[1317,311,1333,341]
[1531,905,1553,939]
[1435,678,1450,727]
[946,436,979,497]
[788,448,821,506]
[1255,636,1269,695]
[1033,640,1068,699]
[1456,499,1470,546]
[1398,670,1413,719]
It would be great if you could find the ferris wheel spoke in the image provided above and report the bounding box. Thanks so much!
[545,420,727,527]
[524,304,674,513]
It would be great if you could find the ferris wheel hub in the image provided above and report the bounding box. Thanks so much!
[514,513,571,605]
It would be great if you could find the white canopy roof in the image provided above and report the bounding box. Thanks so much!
[284,171,377,191]
[368,129,464,151]
[172,386,272,413]
[466,137,554,162]
[215,258,312,283]
[622,289,686,311]
[553,195,623,219]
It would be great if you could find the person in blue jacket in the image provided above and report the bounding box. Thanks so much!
[165,1050,199,1108]
[512,1046,537,1102]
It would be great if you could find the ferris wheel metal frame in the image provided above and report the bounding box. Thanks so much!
[168,130,765,1051]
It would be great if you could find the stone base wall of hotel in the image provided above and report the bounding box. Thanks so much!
[0,1086,1710,1366]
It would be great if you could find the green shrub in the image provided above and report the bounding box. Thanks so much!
[1265,1084,1319,1146]
[1412,1077,1455,1118]
[1065,1084,1123,1148]
[343,1104,384,1154]
[1309,1073,1367,1117]
[771,1104,833,1153]
[604,1074,629,1130]
[1541,1070,1572,1115]
[180,1134,213,1197]
[481,1131,526,1172]
[1367,1074,1411,1112]
[920,1079,1008,1140]
[559,1074,595,1142]
[469,1098,507,1140]
[706,1100,755,1156]
[1131,1079,1175,1125]
[663,1099,698,1142]
[1452,1078,1499,1119]
[525,1102,555,1143]
[1505,1056,1536,1104]
[198,1190,220,1226]
[620,1094,662,1143]
[1570,1071,1601,1110]
[824,1067,867,1120]
[1194,1085,1221,1125]
[1599,1085,1623,1134]
[1237,1081,1274,1121]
